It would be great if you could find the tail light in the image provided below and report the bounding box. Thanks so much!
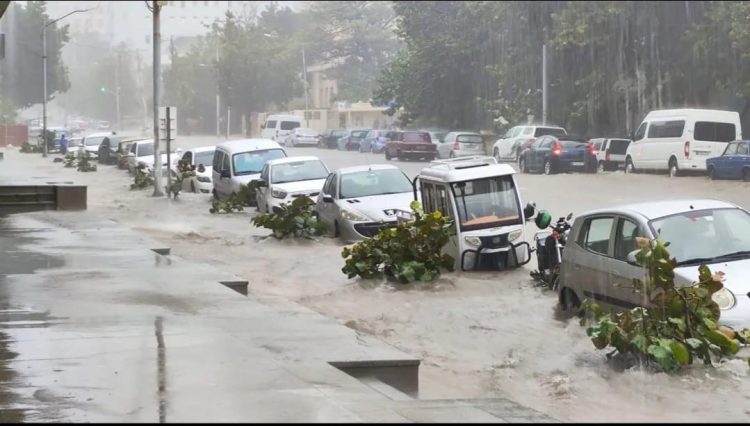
[684,141,690,158]
[605,151,610,161]
[588,143,597,155]
[551,142,562,156]
[453,142,460,150]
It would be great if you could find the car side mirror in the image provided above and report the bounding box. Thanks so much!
[127,152,135,157]
[626,250,640,266]
[220,170,231,179]
[523,202,536,221]
[257,180,267,187]
[322,195,334,203]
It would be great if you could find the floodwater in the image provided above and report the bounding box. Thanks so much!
[3,144,750,421]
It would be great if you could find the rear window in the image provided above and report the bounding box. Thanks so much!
[280,121,300,131]
[693,121,736,142]
[608,139,631,154]
[403,132,431,142]
[560,140,586,148]
[351,130,368,138]
[534,127,567,137]
[647,120,685,138]
[457,134,483,143]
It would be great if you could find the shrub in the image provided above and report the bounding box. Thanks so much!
[166,158,196,199]
[76,151,97,172]
[583,238,750,372]
[251,197,326,239]
[131,164,154,190]
[20,143,42,153]
[341,201,455,283]
[209,181,260,214]
[63,152,77,168]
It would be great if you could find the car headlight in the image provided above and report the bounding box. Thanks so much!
[712,288,736,310]
[508,229,522,242]
[464,236,481,247]
[197,176,211,183]
[340,208,369,222]
[271,189,288,199]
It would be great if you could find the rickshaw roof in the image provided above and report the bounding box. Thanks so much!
[418,156,516,183]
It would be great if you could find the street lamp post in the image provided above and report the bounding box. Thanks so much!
[41,7,96,158]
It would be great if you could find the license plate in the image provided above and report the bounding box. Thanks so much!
[695,151,710,156]
[571,161,584,166]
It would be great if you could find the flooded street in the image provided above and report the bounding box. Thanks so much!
[4,142,750,421]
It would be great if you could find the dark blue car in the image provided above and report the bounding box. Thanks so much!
[706,140,750,181]
[518,135,598,175]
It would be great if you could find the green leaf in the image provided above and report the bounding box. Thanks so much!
[670,341,690,365]
[685,338,704,350]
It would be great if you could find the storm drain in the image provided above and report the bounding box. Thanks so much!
[329,359,420,398]
[220,280,249,296]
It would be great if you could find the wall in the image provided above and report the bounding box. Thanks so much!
[0,125,28,146]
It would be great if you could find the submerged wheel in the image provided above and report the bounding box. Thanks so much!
[543,159,553,175]
[668,157,680,178]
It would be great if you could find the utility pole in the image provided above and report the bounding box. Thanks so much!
[41,26,48,157]
[152,0,164,197]
[302,48,309,127]
[226,105,230,139]
[542,43,547,126]
[114,49,121,130]
[215,45,220,137]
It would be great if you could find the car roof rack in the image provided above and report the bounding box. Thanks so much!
[427,155,498,170]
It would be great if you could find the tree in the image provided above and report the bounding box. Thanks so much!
[3,1,69,109]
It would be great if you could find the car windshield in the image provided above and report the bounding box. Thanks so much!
[340,169,412,199]
[451,175,522,231]
[403,132,431,142]
[271,160,328,184]
[195,151,215,166]
[650,208,750,265]
[85,138,102,146]
[233,149,286,175]
[138,143,154,157]
[351,130,368,138]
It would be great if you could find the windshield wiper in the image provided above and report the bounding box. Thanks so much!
[677,250,750,266]
[376,190,411,196]
[235,171,260,176]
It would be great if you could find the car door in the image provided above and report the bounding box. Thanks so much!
[714,142,737,178]
[531,137,551,170]
[212,150,229,198]
[609,216,647,310]
[569,216,618,309]
[736,142,750,179]
[316,173,337,230]
[629,122,648,168]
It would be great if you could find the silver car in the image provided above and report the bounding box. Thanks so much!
[437,132,486,159]
[315,164,416,242]
[558,199,750,328]
[284,127,320,147]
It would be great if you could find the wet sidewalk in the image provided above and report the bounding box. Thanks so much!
[0,210,557,422]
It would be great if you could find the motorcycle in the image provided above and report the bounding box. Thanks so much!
[530,211,573,289]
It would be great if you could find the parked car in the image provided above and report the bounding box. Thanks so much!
[337,129,369,151]
[260,114,303,143]
[425,129,449,147]
[118,138,145,170]
[315,164,416,242]
[127,139,165,174]
[284,127,320,147]
[706,140,750,181]
[590,138,631,172]
[319,129,347,149]
[360,129,393,153]
[436,132,486,159]
[625,109,742,176]
[173,146,216,194]
[212,138,287,200]
[518,135,597,175]
[256,156,330,214]
[384,131,437,161]
[493,125,568,162]
[79,131,116,160]
[97,135,132,165]
[557,199,750,328]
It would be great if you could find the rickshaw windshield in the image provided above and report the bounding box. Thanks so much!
[450,175,522,231]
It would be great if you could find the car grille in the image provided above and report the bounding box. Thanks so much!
[479,233,509,249]
[291,192,319,199]
[354,221,397,238]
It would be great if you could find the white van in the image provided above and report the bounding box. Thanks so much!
[260,114,304,143]
[212,138,287,200]
[625,109,742,176]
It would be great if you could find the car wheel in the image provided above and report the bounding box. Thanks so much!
[519,157,527,173]
[668,157,679,178]
[559,288,581,318]
[449,151,456,159]
[708,166,716,181]
[598,160,605,173]
[625,157,635,174]
[385,150,392,160]
[397,151,404,161]
[543,159,553,175]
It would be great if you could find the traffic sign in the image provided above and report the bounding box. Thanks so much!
[158,106,177,140]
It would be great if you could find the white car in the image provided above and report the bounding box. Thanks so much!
[172,146,216,194]
[127,139,170,175]
[284,127,320,147]
[212,139,287,200]
[256,156,330,214]
[79,131,116,160]
[492,125,567,162]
